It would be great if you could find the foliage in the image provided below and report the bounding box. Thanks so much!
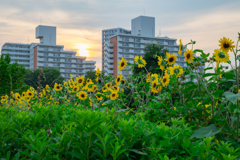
[133,43,168,75]
[0,53,29,96]
[1,34,240,158]
[24,67,64,90]
[0,105,239,159]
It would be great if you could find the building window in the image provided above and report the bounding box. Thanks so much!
[134,38,140,42]
[65,54,72,57]
[53,58,60,62]
[122,43,129,47]
[134,44,141,47]
[44,53,48,56]
[44,48,49,51]
[65,59,71,62]
[134,49,140,53]
[65,69,71,72]
[169,41,174,45]
[65,64,72,67]
[44,63,48,66]
[122,37,129,41]
[53,48,60,51]
[53,63,60,66]
[44,58,48,61]
[53,53,60,56]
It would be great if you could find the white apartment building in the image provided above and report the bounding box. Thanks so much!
[1,25,96,80]
[102,16,188,78]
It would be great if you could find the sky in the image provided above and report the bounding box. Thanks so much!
[0,0,240,70]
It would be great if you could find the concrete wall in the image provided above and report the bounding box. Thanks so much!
[36,25,56,45]
[131,16,155,37]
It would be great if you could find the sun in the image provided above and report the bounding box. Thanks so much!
[75,43,89,57]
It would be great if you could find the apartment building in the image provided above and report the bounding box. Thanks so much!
[1,25,96,80]
[102,16,190,78]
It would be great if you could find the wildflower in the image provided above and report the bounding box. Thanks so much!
[54,83,62,91]
[115,75,122,85]
[96,92,103,101]
[151,73,158,82]
[118,57,128,71]
[89,97,93,107]
[178,39,183,55]
[158,56,165,70]
[164,52,177,66]
[213,48,229,63]
[134,56,147,68]
[78,91,88,100]
[102,87,108,92]
[162,75,170,87]
[112,85,119,92]
[86,82,95,92]
[151,80,159,94]
[164,67,173,76]
[86,78,92,83]
[26,90,34,98]
[216,140,219,143]
[174,107,176,110]
[184,49,195,63]
[170,65,183,77]
[219,37,235,53]
[110,90,119,100]
[105,83,111,89]
[146,73,151,82]
[96,68,101,76]
[46,85,51,92]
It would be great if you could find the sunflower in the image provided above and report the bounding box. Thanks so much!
[146,73,151,82]
[110,91,119,100]
[26,90,34,98]
[213,48,229,63]
[42,89,46,95]
[151,80,160,94]
[78,91,88,100]
[134,56,147,68]
[184,49,195,63]
[54,102,59,105]
[115,75,122,85]
[89,97,93,107]
[162,75,170,87]
[170,65,183,77]
[86,78,92,83]
[121,79,125,85]
[95,76,99,82]
[46,85,50,92]
[105,83,111,89]
[102,87,108,93]
[76,76,85,86]
[22,92,26,98]
[164,52,177,66]
[157,56,165,70]
[118,57,128,71]
[92,85,97,92]
[112,85,119,92]
[72,85,79,92]
[5,95,8,99]
[15,93,21,100]
[86,82,95,92]
[54,83,62,91]
[64,82,68,87]
[219,37,235,53]
[96,92,103,101]
[164,67,173,76]
[1,96,6,100]
[96,68,101,76]
[151,73,158,82]
[178,39,183,55]
[1,99,6,104]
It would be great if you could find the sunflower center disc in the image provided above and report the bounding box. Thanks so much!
[224,43,229,48]
[187,54,190,59]
[169,57,174,62]
[121,62,125,67]
[218,52,225,58]
[163,78,166,83]
[174,69,179,74]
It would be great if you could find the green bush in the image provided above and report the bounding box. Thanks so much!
[0,105,239,159]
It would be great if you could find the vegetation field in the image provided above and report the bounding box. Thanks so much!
[0,35,240,159]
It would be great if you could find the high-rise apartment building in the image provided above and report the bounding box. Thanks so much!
[102,16,189,78]
[1,25,96,80]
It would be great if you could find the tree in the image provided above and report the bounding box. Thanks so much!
[24,67,64,90]
[0,53,29,96]
[133,43,168,75]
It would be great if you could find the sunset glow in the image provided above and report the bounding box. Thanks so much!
[75,43,89,57]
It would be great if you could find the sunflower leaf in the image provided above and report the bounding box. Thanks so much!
[223,91,240,104]
[191,124,221,139]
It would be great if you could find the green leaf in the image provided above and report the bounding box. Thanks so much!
[191,124,221,139]
[204,67,213,71]
[69,152,87,160]
[212,90,224,96]
[208,82,217,88]
[225,72,235,79]
[115,109,127,113]
[203,73,218,78]
[223,91,240,104]
[104,100,114,105]
[128,149,148,155]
